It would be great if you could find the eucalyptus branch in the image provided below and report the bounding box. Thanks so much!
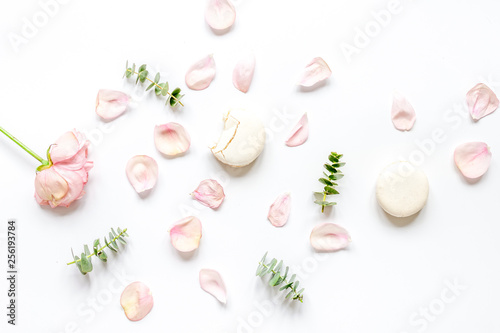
[314,152,345,213]
[67,227,129,275]
[123,61,184,107]
[256,252,304,302]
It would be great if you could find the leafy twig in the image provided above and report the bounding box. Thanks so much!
[67,227,129,275]
[314,152,345,213]
[123,61,184,107]
[256,252,304,302]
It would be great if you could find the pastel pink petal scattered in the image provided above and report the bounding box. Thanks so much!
[285,113,309,147]
[233,53,255,93]
[126,155,158,193]
[205,0,236,30]
[454,142,492,179]
[192,179,225,209]
[310,223,350,252]
[154,123,191,156]
[95,89,130,120]
[268,192,291,227]
[170,216,202,252]
[391,92,416,131]
[185,55,216,90]
[120,282,154,321]
[466,83,499,120]
[199,269,227,304]
[298,57,332,87]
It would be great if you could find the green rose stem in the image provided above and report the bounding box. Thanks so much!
[0,126,50,167]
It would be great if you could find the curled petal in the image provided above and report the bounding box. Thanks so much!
[310,223,350,252]
[34,168,69,208]
[298,57,332,87]
[185,55,216,90]
[170,216,202,252]
[154,123,191,156]
[454,142,491,179]
[205,0,236,31]
[285,113,309,147]
[191,179,225,209]
[95,89,130,120]
[268,192,291,227]
[466,83,499,120]
[233,53,255,93]
[120,282,154,321]
[391,92,416,131]
[199,269,227,304]
[126,155,158,193]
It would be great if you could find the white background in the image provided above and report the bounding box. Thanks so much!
[1,0,500,332]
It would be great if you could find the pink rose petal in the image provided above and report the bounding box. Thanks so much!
[185,55,216,91]
[154,122,191,156]
[267,192,291,227]
[191,179,225,209]
[233,53,255,93]
[391,92,416,131]
[454,142,492,179]
[120,282,154,322]
[170,216,202,252]
[126,155,158,194]
[466,83,499,120]
[199,269,227,304]
[95,89,130,120]
[298,57,332,87]
[205,0,236,31]
[285,113,309,147]
[310,223,350,252]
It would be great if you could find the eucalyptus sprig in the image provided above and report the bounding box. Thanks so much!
[67,227,129,275]
[314,152,345,213]
[123,61,184,107]
[256,252,305,303]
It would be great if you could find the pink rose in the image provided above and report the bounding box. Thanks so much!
[34,130,93,207]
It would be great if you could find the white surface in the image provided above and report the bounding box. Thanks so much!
[1,0,500,332]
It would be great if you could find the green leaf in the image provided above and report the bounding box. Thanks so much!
[80,252,93,273]
[285,290,294,299]
[155,82,166,96]
[328,155,339,163]
[93,239,100,248]
[289,274,296,283]
[146,82,155,91]
[125,68,132,78]
[117,236,127,245]
[109,232,118,249]
[268,259,277,272]
[324,164,337,173]
[297,288,305,295]
[131,63,136,74]
[138,64,147,73]
[314,200,337,206]
[111,228,118,237]
[324,186,339,195]
[318,178,333,186]
[154,72,160,83]
[329,173,344,180]
[332,162,346,168]
[275,260,283,274]
[139,70,149,83]
[293,280,300,291]
[279,282,293,291]
[98,250,108,262]
[161,82,170,96]
[269,272,281,286]
[84,244,91,256]
[93,247,98,256]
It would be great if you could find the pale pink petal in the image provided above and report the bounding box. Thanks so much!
[199,269,227,304]
[268,192,291,227]
[285,113,309,147]
[95,89,130,120]
[170,216,202,252]
[126,155,158,193]
[454,142,492,179]
[120,282,154,322]
[185,55,216,90]
[51,166,85,207]
[205,0,236,31]
[50,131,80,163]
[466,83,499,120]
[310,223,350,252]
[298,57,332,87]
[191,179,225,209]
[34,168,69,208]
[391,92,416,131]
[154,123,191,156]
[233,53,255,93]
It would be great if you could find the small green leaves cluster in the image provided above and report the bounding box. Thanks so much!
[67,227,129,275]
[314,152,345,213]
[256,252,304,303]
[123,61,184,107]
